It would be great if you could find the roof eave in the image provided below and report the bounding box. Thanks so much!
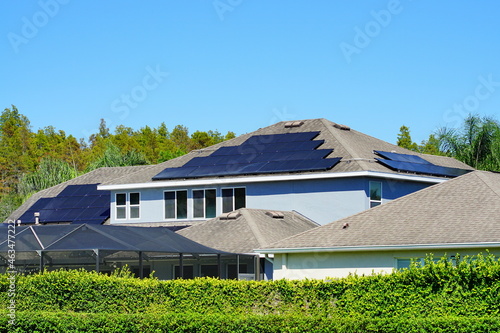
[255,242,500,254]
[98,171,447,191]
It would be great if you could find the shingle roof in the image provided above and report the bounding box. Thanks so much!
[5,166,148,223]
[176,208,319,253]
[262,171,500,250]
[101,118,473,186]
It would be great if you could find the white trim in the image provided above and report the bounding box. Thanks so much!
[256,242,500,254]
[129,192,141,220]
[98,171,446,191]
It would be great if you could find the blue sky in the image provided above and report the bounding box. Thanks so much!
[1,1,500,145]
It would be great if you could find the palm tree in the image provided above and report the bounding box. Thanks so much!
[436,114,500,171]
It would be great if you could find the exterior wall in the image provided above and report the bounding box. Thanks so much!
[273,248,500,280]
[109,177,432,225]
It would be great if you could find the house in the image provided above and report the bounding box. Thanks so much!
[97,118,473,227]
[176,208,319,280]
[4,118,475,280]
[257,170,500,280]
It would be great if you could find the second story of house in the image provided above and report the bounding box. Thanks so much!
[96,118,473,226]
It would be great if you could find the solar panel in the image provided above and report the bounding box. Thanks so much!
[374,151,431,164]
[153,131,337,180]
[18,184,111,225]
[376,159,471,178]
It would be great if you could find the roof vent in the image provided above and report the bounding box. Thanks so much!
[220,212,241,220]
[284,121,304,128]
[265,211,285,219]
[333,123,350,131]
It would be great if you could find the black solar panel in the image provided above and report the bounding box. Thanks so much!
[18,184,111,225]
[374,150,431,164]
[153,132,340,180]
[376,158,471,178]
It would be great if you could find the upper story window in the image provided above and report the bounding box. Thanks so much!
[369,181,382,208]
[129,192,140,219]
[222,187,246,213]
[164,190,187,219]
[115,192,140,219]
[116,193,127,219]
[193,189,216,219]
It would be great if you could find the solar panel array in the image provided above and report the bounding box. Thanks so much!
[153,131,341,180]
[18,184,110,225]
[374,150,471,178]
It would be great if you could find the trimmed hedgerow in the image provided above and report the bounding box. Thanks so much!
[1,313,500,333]
[1,253,500,332]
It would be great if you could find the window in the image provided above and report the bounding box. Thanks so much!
[228,264,247,279]
[200,265,219,278]
[222,187,246,213]
[369,181,382,208]
[174,265,193,279]
[164,190,187,219]
[115,192,140,220]
[129,192,140,219]
[396,258,424,270]
[116,193,126,219]
[193,189,216,219]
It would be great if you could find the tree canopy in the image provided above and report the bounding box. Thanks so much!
[396,114,500,172]
[0,105,236,221]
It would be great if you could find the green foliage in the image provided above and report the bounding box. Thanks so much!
[0,106,235,221]
[436,114,500,171]
[17,157,79,198]
[86,141,149,171]
[1,253,500,332]
[396,125,419,151]
[2,312,500,333]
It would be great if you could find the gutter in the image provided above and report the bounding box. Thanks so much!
[255,242,500,254]
[98,170,446,191]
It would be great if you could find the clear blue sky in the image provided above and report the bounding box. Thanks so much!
[1,1,500,145]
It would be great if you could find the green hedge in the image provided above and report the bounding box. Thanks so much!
[1,313,500,333]
[1,253,500,332]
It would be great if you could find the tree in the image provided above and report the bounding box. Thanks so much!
[396,125,419,151]
[17,157,78,198]
[0,105,34,193]
[86,141,149,171]
[436,114,500,171]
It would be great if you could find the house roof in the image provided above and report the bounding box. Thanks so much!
[5,166,147,224]
[0,223,228,254]
[259,171,500,252]
[176,208,319,253]
[99,118,473,187]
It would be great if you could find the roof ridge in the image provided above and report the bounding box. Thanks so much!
[240,209,268,248]
[475,171,500,198]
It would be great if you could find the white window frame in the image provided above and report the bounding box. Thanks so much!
[115,192,141,220]
[369,181,382,208]
[221,187,246,213]
[163,190,188,220]
[192,188,217,219]
[129,192,141,220]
